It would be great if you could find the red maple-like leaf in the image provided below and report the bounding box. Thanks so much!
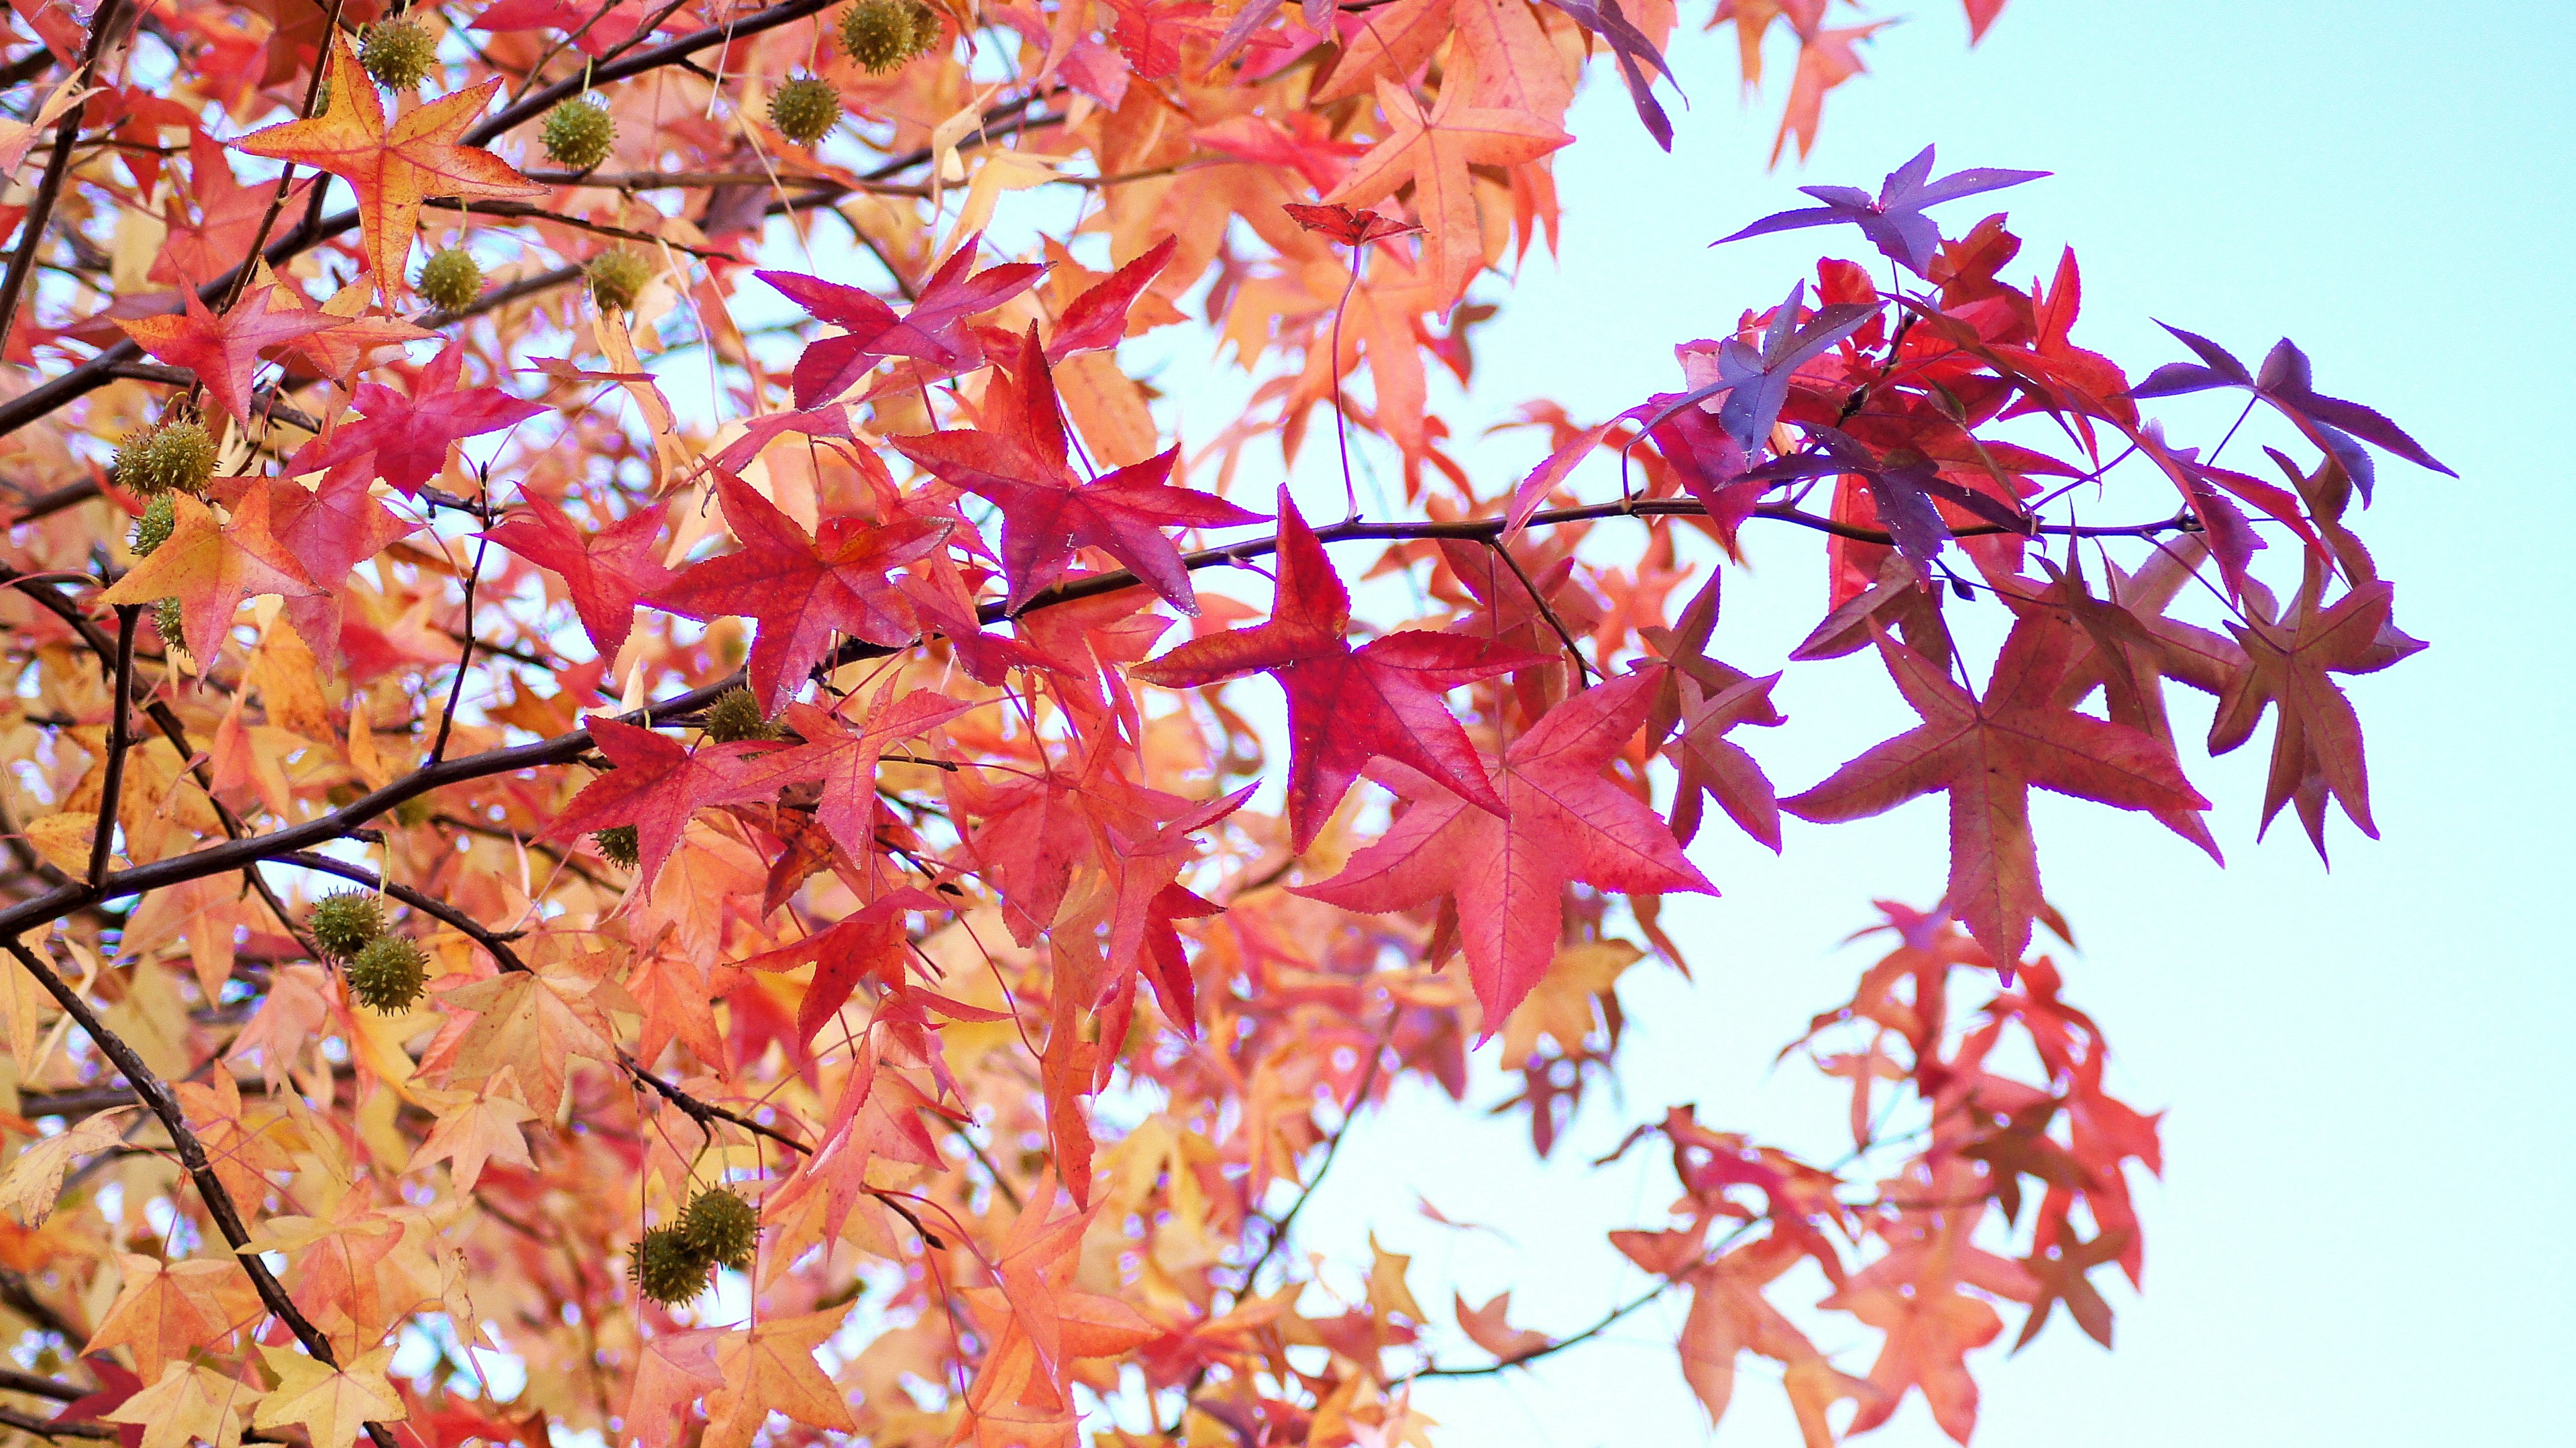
[1046,236,1177,359]
[1131,490,1541,852]
[152,130,313,287]
[294,340,547,496]
[227,467,419,659]
[544,719,782,888]
[2207,575,2412,855]
[98,493,321,664]
[733,688,975,861]
[1299,668,1715,1026]
[1783,620,2209,968]
[649,474,946,714]
[894,325,1262,615]
[116,285,345,428]
[759,234,1046,407]
[480,492,672,657]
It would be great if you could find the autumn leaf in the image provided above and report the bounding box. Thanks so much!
[250,1343,405,1448]
[1323,60,1570,297]
[293,339,547,497]
[153,129,312,287]
[99,493,321,666]
[1301,668,1716,1026]
[648,474,946,714]
[2208,576,2412,854]
[1132,491,1541,852]
[894,326,1263,616]
[544,717,781,888]
[480,491,672,656]
[230,38,545,293]
[105,1361,263,1448]
[117,285,344,428]
[700,1308,856,1448]
[1717,144,2047,276]
[1784,621,2208,968]
[759,235,1045,407]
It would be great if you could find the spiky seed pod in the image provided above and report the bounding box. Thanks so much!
[152,598,186,655]
[678,1187,760,1272]
[309,890,386,960]
[700,687,775,743]
[586,250,654,312]
[839,0,914,71]
[415,248,484,312]
[346,935,427,1013]
[629,1226,712,1306]
[113,419,216,497]
[903,0,941,56]
[130,495,176,558]
[594,825,641,868]
[359,19,439,89]
[541,98,616,170]
[767,76,841,146]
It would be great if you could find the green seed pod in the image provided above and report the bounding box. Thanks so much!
[130,495,176,558]
[629,1225,712,1306]
[541,97,616,171]
[594,824,641,868]
[678,1187,759,1272]
[768,76,842,146]
[152,597,186,656]
[308,890,386,960]
[586,250,655,312]
[415,248,484,312]
[700,687,775,743]
[113,419,216,498]
[359,19,439,90]
[902,0,942,57]
[346,935,427,1013]
[839,0,914,72]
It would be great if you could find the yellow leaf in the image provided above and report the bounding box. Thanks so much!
[0,1108,136,1225]
[22,813,95,875]
[252,1343,404,1448]
[87,1253,265,1380]
[408,1086,537,1192]
[702,1308,855,1448]
[106,1361,264,1448]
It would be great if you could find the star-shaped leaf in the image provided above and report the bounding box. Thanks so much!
[649,474,945,714]
[231,38,545,294]
[759,234,1046,407]
[2207,576,2413,855]
[1299,668,1716,1027]
[1783,619,2208,967]
[152,129,312,288]
[117,285,344,428]
[479,491,671,656]
[544,717,782,888]
[249,1344,403,1448]
[99,493,321,666]
[1131,490,1543,852]
[293,340,547,496]
[895,325,1263,615]
[1714,143,2049,277]
[1644,280,1878,453]
[733,687,975,860]
[1323,62,1570,295]
[2129,323,2453,497]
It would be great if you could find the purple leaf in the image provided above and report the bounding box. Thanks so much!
[1536,0,1678,151]
[1712,144,2049,276]
[2127,325,2454,490]
[1638,282,1878,453]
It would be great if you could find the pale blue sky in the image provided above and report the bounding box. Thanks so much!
[1273,3,2576,1445]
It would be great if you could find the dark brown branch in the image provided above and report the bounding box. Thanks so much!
[0,1,129,347]
[87,607,136,886]
[0,1366,85,1403]
[0,937,401,1448]
[0,1405,117,1441]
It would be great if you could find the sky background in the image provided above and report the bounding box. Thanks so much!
[1239,3,2576,1445]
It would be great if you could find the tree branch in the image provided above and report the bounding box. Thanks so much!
[0,936,401,1448]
